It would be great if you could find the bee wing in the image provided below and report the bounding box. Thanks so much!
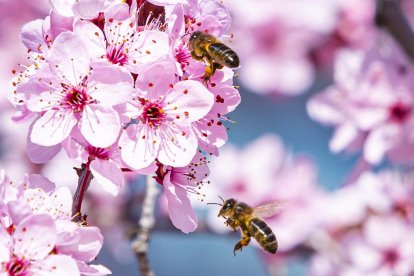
[253,201,284,219]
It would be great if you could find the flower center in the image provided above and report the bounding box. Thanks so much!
[140,99,167,127]
[383,249,399,266]
[6,256,30,276]
[175,44,191,70]
[389,102,410,123]
[107,47,128,66]
[61,85,89,113]
[86,145,112,160]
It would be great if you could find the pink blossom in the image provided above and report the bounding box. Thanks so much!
[222,0,336,95]
[0,214,80,276]
[16,32,133,148]
[0,171,110,275]
[156,151,209,233]
[186,64,240,155]
[311,0,377,68]
[119,60,214,169]
[347,216,414,275]
[62,128,126,195]
[309,169,414,276]
[74,16,170,73]
[308,41,414,165]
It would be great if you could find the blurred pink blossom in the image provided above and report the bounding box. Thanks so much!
[223,0,336,95]
[309,169,414,276]
[308,39,414,165]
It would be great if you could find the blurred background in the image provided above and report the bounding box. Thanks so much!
[2,0,414,275]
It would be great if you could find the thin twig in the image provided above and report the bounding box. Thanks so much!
[376,0,414,61]
[131,176,160,276]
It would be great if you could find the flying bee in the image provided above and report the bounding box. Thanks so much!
[188,31,240,83]
[209,196,281,256]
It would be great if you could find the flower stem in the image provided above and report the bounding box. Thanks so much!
[131,176,160,276]
[72,161,94,217]
[376,0,414,61]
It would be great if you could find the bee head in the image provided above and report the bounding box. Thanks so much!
[189,31,203,42]
[218,198,236,217]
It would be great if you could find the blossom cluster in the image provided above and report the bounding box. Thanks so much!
[0,170,109,275]
[307,0,414,168]
[9,0,240,234]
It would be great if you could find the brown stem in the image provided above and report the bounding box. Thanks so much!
[71,161,94,217]
[376,0,414,61]
[131,176,160,276]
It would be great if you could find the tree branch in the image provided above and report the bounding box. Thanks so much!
[131,176,160,276]
[376,0,414,61]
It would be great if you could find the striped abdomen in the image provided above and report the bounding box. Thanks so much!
[248,218,277,254]
[208,43,240,68]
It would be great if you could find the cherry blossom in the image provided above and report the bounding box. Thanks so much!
[155,151,209,233]
[0,213,80,276]
[74,15,170,73]
[222,0,336,95]
[119,60,214,169]
[0,171,110,275]
[309,169,414,276]
[16,32,133,148]
[308,38,414,165]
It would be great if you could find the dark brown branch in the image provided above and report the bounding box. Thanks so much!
[131,176,160,276]
[376,0,414,61]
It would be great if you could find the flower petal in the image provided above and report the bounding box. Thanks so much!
[20,19,44,52]
[26,174,55,192]
[30,110,77,146]
[0,226,11,263]
[77,262,111,276]
[31,254,80,276]
[165,80,214,122]
[80,104,121,148]
[163,171,198,233]
[157,125,198,167]
[88,62,133,106]
[126,30,170,72]
[27,123,62,164]
[73,19,106,60]
[50,0,76,17]
[364,125,398,164]
[120,125,159,170]
[90,159,124,195]
[7,200,34,226]
[134,60,177,99]
[13,214,57,260]
[72,0,104,20]
[47,32,91,86]
[71,226,103,262]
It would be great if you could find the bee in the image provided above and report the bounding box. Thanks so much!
[209,197,281,256]
[188,31,240,82]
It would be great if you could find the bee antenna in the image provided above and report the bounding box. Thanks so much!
[181,32,191,39]
[207,202,222,206]
[218,195,224,203]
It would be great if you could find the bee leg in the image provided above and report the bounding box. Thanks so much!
[203,64,215,84]
[233,231,251,256]
[190,50,204,61]
[225,218,237,232]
